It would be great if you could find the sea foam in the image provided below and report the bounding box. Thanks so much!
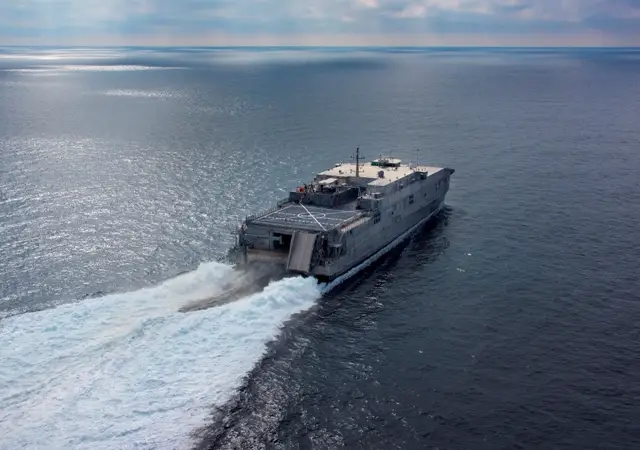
[0,261,321,449]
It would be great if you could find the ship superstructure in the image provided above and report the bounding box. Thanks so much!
[233,150,454,281]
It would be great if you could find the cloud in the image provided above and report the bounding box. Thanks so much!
[1,0,639,45]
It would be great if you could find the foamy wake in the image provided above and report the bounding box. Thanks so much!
[0,261,321,450]
[0,209,436,449]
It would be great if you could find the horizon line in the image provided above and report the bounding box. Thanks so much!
[2,44,640,49]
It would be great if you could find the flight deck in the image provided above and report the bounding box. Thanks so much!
[247,203,363,232]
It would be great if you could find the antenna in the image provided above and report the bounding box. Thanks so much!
[416,148,419,167]
[350,147,364,177]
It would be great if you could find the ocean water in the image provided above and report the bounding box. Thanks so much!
[1,46,639,449]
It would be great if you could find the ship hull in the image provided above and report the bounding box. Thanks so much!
[231,157,454,283]
[314,194,446,282]
[183,156,454,312]
[231,194,446,283]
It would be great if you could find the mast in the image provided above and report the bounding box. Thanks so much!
[356,147,360,178]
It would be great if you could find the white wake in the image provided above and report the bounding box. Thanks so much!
[0,261,321,450]
[0,210,435,449]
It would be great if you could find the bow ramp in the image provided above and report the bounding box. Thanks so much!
[286,231,318,273]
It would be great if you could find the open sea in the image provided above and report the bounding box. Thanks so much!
[1,46,639,450]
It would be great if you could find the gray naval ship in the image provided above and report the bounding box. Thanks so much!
[234,150,454,281]
[180,150,454,312]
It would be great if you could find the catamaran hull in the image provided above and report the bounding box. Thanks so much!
[180,201,445,313]
[234,194,446,279]
[181,155,454,311]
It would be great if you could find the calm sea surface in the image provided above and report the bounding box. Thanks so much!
[1,47,639,449]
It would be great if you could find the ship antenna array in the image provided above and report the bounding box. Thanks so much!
[352,147,364,177]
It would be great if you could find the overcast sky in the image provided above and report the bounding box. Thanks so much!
[1,0,639,46]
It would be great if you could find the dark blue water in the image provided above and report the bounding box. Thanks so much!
[1,47,639,450]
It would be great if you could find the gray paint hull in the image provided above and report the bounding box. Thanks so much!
[313,195,446,281]
[233,160,454,281]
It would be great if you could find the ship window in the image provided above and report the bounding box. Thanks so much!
[409,194,414,204]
